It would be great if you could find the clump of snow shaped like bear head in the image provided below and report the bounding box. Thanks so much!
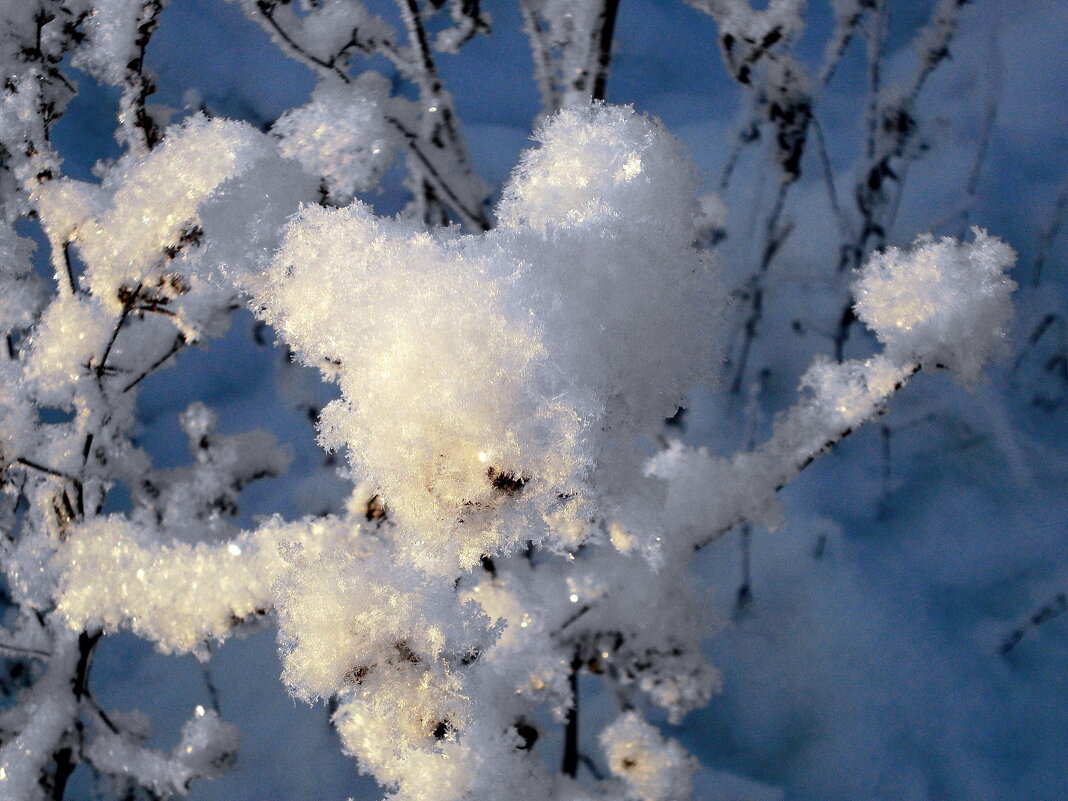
[853,229,1016,384]
[251,104,720,572]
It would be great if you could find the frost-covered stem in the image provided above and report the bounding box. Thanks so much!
[520,0,623,113]
[694,361,921,550]
[252,3,352,83]
[118,0,164,156]
[818,0,866,87]
[520,0,559,113]
[901,0,967,107]
[394,0,489,227]
[398,0,439,92]
[0,632,78,800]
[385,113,490,230]
[244,1,489,228]
[829,1,966,357]
[46,631,104,801]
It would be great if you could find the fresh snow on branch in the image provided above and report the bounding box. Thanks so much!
[0,2,1030,798]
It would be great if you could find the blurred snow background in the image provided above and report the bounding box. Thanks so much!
[41,0,1067,798]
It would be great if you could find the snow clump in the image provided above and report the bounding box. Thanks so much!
[852,229,1016,383]
[599,711,697,801]
[274,73,397,205]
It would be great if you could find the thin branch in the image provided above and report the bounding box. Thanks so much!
[61,242,78,295]
[818,2,864,87]
[122,333,186,393]
[694,362,922,550]
[591,0,621,102]
[398,0,439,89]
[556,603,591,634]
[0,640,52,658]
[1000,591,1067,655]
[255,4,352,84]
[385,114,490,230]
[863,0,889,164]
[15,457,80,484]
[97,285,141,378]
[730,180,792,394]
[811,116,853,241]
[1033,175,1068,288]
[561,650,581,778]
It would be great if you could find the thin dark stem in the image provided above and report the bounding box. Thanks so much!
[122,334,185,393]
[811,116,852,241]
[385,115,490,230]
[1033,176,1068,288]
[730,181,791,394]
[561,651,582,778]
[257,5,352,84]
[61,242,78,295]
[735,523,752,612]
[0,640,52,658]
[864,0,889,164]
[1000,592,1067,655]
[97,285,140,379]
[556,603,591,634]
[591,0,621,101]
[16,457,80,484]
[579,753,605,781]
